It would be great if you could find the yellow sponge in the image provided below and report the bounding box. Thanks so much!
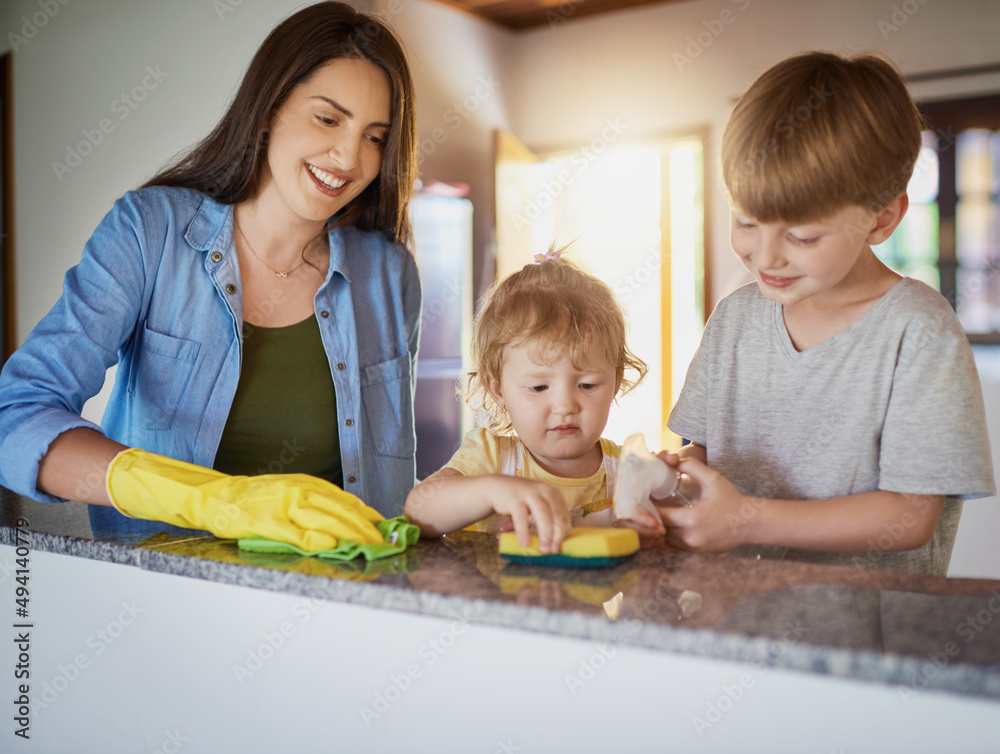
[498,526,640,568]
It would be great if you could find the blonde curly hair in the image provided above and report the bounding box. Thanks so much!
[465,249,647,435]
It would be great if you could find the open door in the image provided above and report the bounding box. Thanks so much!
[492,127,707,449]
[493,129,541,280]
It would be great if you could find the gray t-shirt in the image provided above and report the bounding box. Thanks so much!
[669,278,995,575]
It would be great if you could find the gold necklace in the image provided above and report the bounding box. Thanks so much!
[234,218,307,278]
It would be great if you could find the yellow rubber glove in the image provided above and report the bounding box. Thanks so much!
[106,448,384,552]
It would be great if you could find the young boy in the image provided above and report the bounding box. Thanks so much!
[649,51,995,574]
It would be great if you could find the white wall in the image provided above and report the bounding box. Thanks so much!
[0,0,515,421]
[6,0,1000,337]
[503,0,1000,304]
[8,0,1000,333]
[2,0,297,339]
[0,0,515,343]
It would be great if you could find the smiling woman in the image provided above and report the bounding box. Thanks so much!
[0,2,423,552]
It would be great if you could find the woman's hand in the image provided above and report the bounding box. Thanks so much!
[106,448,384,552]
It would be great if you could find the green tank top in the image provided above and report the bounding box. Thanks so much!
[213,314,342,485]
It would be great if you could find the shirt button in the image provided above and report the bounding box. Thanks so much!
[347,475,357,484]
[345,418,354,427]
[336,362,346,371]
[225,284,237,294]
[320,310,330,318]
[211,252,222,262]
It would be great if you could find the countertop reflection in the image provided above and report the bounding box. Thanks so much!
[3,487,999,699]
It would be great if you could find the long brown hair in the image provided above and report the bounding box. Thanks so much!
[142,2,417,246]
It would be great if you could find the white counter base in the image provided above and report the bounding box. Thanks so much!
[2,546,998,753]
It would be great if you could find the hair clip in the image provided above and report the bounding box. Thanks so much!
[533,248,562,264]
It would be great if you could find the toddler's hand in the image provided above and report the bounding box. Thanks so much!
[616,513,666,538]
[615,449,682,537]
[489,477,571,554]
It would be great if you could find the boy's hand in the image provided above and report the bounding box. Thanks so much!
[489,477,572,554]
[655,457,751,553]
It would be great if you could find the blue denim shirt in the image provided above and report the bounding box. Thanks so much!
[0,187,421,517]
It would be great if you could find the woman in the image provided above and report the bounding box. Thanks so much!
[0,3,421,550]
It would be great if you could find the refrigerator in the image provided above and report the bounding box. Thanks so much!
[410,189,474,479]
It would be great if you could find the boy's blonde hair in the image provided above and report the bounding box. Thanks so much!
[466,251,647,435]
[722,51,923,223]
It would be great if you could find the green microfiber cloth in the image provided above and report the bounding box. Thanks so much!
[237,516,419,561]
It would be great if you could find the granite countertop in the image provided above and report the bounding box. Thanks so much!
[3,487,1000,700]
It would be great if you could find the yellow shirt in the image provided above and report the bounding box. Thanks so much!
[444,428,620,532]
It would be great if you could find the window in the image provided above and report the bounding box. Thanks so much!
[875,94,1000,342]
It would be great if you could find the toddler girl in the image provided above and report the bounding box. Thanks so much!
[404,249,647,553]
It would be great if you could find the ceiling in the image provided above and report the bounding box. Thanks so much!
[428,0,691,31]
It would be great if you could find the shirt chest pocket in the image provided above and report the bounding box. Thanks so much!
[127,322,200,430]
[360,353,415,459]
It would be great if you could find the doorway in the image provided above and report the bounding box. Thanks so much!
[494,128,708,449]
